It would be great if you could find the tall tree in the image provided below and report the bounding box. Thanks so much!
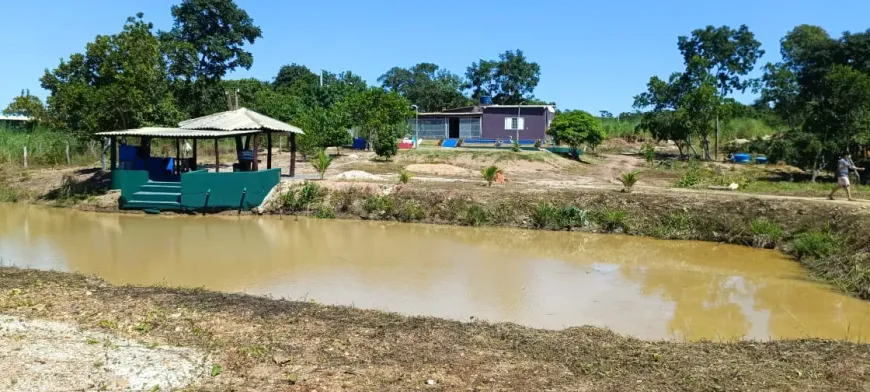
[678,25,764,159]
[3,90,48,125]
[379,63,469,112]
[40,13,181,134]
[343,88,412,149]
[274,64,320,91]
[159,0,262,117]
[465,50,541,104]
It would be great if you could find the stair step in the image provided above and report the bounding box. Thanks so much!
[123,200,181,210]
[132,191,181,203]
[140,184,182,192]
[148,181,181,186]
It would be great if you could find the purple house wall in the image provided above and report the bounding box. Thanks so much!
[481,106,552,141]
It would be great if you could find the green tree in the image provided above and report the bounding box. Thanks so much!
[636,111,692,157]
[40,13,182,134]
[274,63,319,91]
[678,25,764,159]
[3,90,48,125]
[343,88,412,144]
[159,0,262,117]
[379,63,469,112]
[547,110,604,158]
[465,50,541,104]
[373,126,399,160]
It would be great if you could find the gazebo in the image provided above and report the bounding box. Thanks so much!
[96,108,304,212]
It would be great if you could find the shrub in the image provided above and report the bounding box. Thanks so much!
[532,203,560,229]
[560,205,589,229]
[313,206,336,219]
[461,204,488,226]
[481,165,502,186]
[534,139,542,148]
[398,168,413,184]
[396,201,426,222]
[749,218,783,248]
[791,230,839,259]
[532,203,589,230]
[281,182,324,212]
[597,208,629,232]
[511,140,520,152]
[641,142,656,164]
[362,195,396,216]
[618,170,641,193]
[373,128,398,160]
[675,159,703,188]
[650,213,695,238]
[310,149,332,180]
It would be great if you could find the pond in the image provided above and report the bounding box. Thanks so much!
[1,203,868,341]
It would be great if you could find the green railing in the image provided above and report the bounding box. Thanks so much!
[180,168,280,210]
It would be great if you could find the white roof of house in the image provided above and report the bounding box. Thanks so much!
[0,115,33,122]
[179,108,304,134]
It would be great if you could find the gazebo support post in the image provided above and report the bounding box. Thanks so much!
[252,134,260,171]
[192,139,198,170]
[290,133,297,177]
[267,131,272,169]
[214,138,220,173]
[109,136,117,170]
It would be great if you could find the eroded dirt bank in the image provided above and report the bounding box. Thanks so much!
[2,267,869,391]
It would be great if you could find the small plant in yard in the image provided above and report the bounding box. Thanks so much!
[398,168,413,184]
[511,140,521,152]
[618,170,641,193]
[481,165,502,186]
[790,229,839,259]
[749,218,783,248]
[310,149,332,180]
[641,142,656,164]
[534,139,542,148]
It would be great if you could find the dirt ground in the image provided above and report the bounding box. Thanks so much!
[2,268,869,392]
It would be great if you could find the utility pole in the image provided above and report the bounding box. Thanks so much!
[411,105,419,148]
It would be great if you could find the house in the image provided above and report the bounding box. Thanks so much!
[410,101,556,142]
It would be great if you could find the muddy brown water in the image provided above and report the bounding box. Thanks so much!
[2,203,869,341]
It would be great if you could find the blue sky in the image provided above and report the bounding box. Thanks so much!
[2,0,868,114]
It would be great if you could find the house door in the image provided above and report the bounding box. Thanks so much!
[448,118,460,139]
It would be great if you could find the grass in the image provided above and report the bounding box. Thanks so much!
[3,267,869,391]
[280,182,325,212]
[596,208,630,233]
[398,147,547,163]
[0,128,100,167]
[531,203,589,230]
[790,229,840,259]
[749,218,784,248]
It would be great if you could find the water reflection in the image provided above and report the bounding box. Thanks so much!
[1,203,869,341]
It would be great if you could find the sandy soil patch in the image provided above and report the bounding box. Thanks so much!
[0,315,207,391]
[334,170,382,180]
[405,163,471,176]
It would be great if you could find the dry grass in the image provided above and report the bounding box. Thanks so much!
[2,267,868,391]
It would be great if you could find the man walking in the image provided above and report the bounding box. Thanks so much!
[829,153,864,201]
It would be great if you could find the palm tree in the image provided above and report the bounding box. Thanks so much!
[481,165,502,186]
[618,170,641,193]
[310,149,333,180]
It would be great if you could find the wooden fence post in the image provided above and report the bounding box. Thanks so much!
[65,143,71,165]
[23,146,28,168]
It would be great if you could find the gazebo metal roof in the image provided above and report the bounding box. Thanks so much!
[95,127,259,138]
[179,108,304,134]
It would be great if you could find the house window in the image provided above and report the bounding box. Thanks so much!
[504,117,525,130]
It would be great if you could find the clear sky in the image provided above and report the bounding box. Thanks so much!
[2,0,868,114]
